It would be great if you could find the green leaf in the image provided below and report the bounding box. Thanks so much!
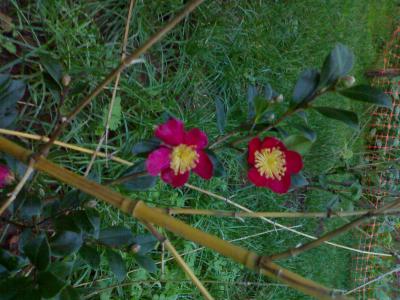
[292,69,320,103]
[314,106,359,129]
[290,172,309,189]
[319,43,354,88]
[105,249,126,282]
[283,135,313,155]
[19,196,42,219]
[0,249,24,272]
[132,138,161,155]
[0,277,32,300]
[339,85,391,108]
[296,124,316,142]
[264,82,273,100]
[254,96,270,121]
[59,286,82,300]
[55,210,97,236]
[135,255,157,273]
[215,97,226,134]
[121,161,157,191]
[50,231,83,257]
[38,271,66,298]
[79,245,100,269]
[39,55,63,87]
[204,149,226,177]
[102,96,122,131]
[48,261,74,280]
[23,234,50,271]
[132,234,158,255]
[0,75,26,128]
[98,226,134,247]
[247,85,257,120]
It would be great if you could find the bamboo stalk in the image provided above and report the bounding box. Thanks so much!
[0,136,351,300]
[143,221,214,300]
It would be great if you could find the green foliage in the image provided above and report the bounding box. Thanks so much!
[121,161,158,191]
[292,69,320,104]
[132,138,161,156]
[339,84,392,108]
[215,97,227,134]
[98,226,134,247]
[0,74,25,128]
[105,249,126,282]
[313,107,359,129]
[50,231,83,257]
[283,135,314,155]
[205,149,226,177]
[23,234,50,271]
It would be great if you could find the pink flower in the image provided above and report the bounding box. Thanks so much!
[146,119,213,188]
[0,164,13,188]
[247,137,303,194]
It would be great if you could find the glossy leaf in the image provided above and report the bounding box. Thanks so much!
[55,210,97,235]
[0,249,24,272]
[50,231,83,257]
[38,271,66,298]
[205,149,226,177]
[319,43,354,88]
[314,106,359,129]
[19,196,42,219]
[292,69,320,103]
[0,75,26,128]
[132,234,158,255]
[132,138,161,155]
[39,55,63,87]
[105,249,126,282]
[215,97,226,134]
[0,277,31,300]
[23,234,50,271]
[135,255,157,273]
[290,172,309,189]
[98,226,134,247]
[283,135,313,155]
[339,85,391,108]
[79,245,100,269]
[122,161,157,191]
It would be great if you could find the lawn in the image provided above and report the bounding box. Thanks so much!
[1,0,399,299]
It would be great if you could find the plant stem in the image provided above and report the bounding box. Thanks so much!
[0,136,350,300]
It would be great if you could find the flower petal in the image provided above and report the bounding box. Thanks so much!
[0,164,10,188]
[184,128,208,149]
[265,173,291,194]
[161,168,189,188]
[261,137,286,151]
[285,150,303,174]
[155,118,184,146]
[146,147,171,176]
[248,137,262,165]
[248,167,269,187]
[193,151,213,179]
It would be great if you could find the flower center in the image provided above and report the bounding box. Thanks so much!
[170,144,199,175]
[254,147,286,180]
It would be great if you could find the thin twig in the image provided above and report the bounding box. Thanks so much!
[143,221,214,300]
[85,0,136,176]
[345,266,400,295]
[184,183,391,258]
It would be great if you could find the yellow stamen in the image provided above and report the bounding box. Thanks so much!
[170,144,199,175]
[254,147,286,180]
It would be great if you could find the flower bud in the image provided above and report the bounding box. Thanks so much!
[62,74,71,87]
[341,75,356,87]
[131,244,141,253]
[276,94,284,103]
[0,164,14,188]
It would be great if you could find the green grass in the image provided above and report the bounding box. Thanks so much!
[2,0,399,299]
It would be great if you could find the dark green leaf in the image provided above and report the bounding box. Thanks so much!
[0,249,24,272]
[264,83,273,100]
[50,231,83,257]
[283,135,313,155]
[38,271,66,298]
[48,261,74,280]
[339,85,391,108]
[204,149,226,177]
[55,210,97,236]
[23,234,50,271]
[135,255,157,273]
[79,245,100,269]
[247,85,257,120]
[122,161,157,191]
[0,77,26,128]
[319,43,354,88]
[132,234,158,255]
[59,286,82,300]
[4,154,33,182]
[292,69,320,103]
[254,96,269,120]
[215,97,226,134]
[0,277,31,300]
[105,249,126,282]
[296,124,316,142]
[326,195,341,210]
[132,138,161,155]
[314,106,358,129]
[86,209,100,238]
[98,226,134,247]
[290,173,309,189]
[40,55,63,87]
[19,196,42,219]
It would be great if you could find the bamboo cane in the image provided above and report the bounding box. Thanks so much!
[0,136,351,300]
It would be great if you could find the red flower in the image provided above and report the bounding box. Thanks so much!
[247,137,303,194]
[0,164,13,189]
[146,119,213,188]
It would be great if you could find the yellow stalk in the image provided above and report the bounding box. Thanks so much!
[0,136,351,300]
